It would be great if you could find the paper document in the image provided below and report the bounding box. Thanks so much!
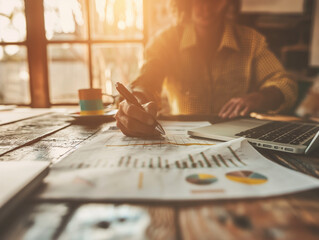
[0,108,54,125]
[39,122,319,201]
[0,105,16,111]
[53,121,217,170]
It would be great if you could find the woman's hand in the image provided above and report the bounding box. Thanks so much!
[218,87,284,119]
[115,100,160,137]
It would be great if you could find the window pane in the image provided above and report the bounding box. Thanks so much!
[147,0,174,38]
[48,44,89,103]
[91,0,143,40]
[0,46,30,104]
[44,0,87,40]
[0,0,26,42]
[92,44,143,97]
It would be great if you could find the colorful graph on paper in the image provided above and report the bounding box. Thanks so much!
[41,129,319,201]
[226,171,268,185]
[186,174,218,185]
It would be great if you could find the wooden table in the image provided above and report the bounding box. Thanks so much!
[0,111,319,240]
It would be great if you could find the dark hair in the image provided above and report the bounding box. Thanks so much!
[170,0,240,22]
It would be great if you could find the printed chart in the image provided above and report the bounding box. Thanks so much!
[40,130,319,201]
[55,123,219,170]
[186,174,218,185]
[112,145,246,170]
[226,171,268,185]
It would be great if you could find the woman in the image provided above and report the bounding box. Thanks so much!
[115,0,298,137]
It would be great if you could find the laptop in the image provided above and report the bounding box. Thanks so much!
[188,118,319,154]
[0,161,49,224]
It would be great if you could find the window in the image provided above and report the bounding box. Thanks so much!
[0,0,173,106]
[0,0,29,104]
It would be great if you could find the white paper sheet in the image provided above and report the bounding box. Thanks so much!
[0,105,16,111]
[39,122,319,201]
[53,121,217,169]
[241,0,304,14]
[0,108,54,125]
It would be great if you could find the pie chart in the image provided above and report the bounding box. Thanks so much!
[226,171,267,185]
[186,174,218,185]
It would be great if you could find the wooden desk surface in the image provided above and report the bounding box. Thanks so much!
[0,112,319,240]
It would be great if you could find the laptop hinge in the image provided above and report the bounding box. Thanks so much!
[305,131,319,154]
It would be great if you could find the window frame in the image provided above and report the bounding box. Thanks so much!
[0,0,149,107]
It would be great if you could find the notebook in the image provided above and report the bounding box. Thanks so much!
[0,161,50,224]
[188,118,319,154]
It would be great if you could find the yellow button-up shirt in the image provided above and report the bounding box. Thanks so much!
[131,22,298,116]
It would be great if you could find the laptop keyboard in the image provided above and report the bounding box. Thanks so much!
[235,122,319,146]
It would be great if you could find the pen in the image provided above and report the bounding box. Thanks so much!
[115,82,166,135]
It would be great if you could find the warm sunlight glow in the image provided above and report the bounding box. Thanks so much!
[44,0,84,40]
[19,70,29,81]
[2,28,20,42]
[171,98,180,115]
[0,0,26,43]
[104,69,112,95]
[0,46,3,60]
[44,0,143,40]
[95,0,143,33]
[4,45,19,56]
[125,0,134,27]
[95,0,107,22]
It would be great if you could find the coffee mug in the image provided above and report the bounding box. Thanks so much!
[78,88,104,116]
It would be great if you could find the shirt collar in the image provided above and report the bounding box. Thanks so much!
[180,22,240,52]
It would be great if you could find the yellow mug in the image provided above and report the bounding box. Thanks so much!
[78,88,104,116]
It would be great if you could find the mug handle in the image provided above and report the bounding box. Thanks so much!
[102,93,116,104]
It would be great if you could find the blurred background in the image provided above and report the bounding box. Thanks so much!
[0,0,318,111]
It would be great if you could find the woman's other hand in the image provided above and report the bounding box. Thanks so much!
[218,87,284,119]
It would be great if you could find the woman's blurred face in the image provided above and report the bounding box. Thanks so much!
[191,0,229,27]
